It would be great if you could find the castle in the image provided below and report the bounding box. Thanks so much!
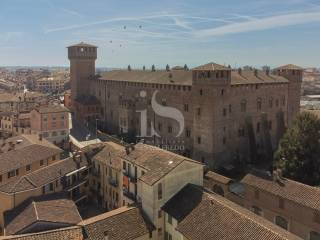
[68,42,302,169]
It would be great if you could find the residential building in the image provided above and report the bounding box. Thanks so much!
[0,154,89,233]
[162,184,302,240]
[35,77,65,93]
[68,42,302,169]
[90,142,124,210]
[30,105,70,144]
[0,134,62,185]
[235,172,320,240]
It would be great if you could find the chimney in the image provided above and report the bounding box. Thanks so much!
[125,146,130,155]
[254,69,258,77]
[39,134,42,141]
[266,69,270,76]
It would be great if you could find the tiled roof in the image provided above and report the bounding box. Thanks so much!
[4,194,82,235]
[193,62,231,71]
[93,142,125,170]
[100,69,192,86]
[34,105,69,114]
[0,157,88,194]
[275,64,303,70]
[204,171,232,185]
[163,184,302,240]
[99,68,289,86]
[68,42,97,48]
[241,173,320,211]
[0,92,44,103]
[79,207,154,240]
[0,135,62,175]
[121,143,202,186]
[0,226,83,240]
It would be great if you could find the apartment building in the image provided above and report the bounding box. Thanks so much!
[0,111,31,135]
[236,172,320,240]
[0,134,62,185]
[30,105,70,144]
[0,154,89,233]
[120,143,204,239]
[68,43,302,169]
[90,141,124,210]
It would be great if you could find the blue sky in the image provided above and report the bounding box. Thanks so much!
[0,0,320,68]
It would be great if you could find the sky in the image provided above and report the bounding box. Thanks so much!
[0,0,320,68]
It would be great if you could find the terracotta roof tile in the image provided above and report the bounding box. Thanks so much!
[79,207,154,240]
[4,194,82,235]
[163,184,302,240]
[241,173,320,211]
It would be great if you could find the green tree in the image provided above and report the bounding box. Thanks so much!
[275,112,320,186]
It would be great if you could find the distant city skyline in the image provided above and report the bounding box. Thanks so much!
[1,0,320,68]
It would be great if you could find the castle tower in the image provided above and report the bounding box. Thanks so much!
[275,64,303,125]
[191,63,231,168]
[67,42,97,102]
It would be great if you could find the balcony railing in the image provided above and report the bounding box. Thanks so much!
[123,189,136,201]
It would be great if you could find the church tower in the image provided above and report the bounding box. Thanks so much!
[67,42,97,102]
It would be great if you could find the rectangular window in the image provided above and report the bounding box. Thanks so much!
[122,161,126,171]
[26,165,31,171]
[223,108,227,116]
[186,129,191,138]
[0,175,2,183]
[197,136,201,144]
[40,160,44,166]
[158,183,163,200]
[158,210,162,218]
[184,104,189,112]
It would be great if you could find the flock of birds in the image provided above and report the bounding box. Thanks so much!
[108,25,143,53]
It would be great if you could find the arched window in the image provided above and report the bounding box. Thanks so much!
[251,206,262,216]
[241,99,247,112]
[310,231,320,240]
[257,98,262,111]
[212,184,224,196]
[275,216,288,230]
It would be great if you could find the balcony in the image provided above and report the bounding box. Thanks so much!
[122,170,137,183]
[123,189,136,201]
[108,177,119,188]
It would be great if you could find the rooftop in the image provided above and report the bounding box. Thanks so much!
[0,226,83,240]
[79,206,154,240]
[33,105,69,114]
[241,173,320,211]
[204,171,232,185]
[193,62,231,71]
[0,135,62,175]
[4,194,82,235]
[121,143,202,186]
[0,157,88,194]
[93,142,125,170]
[99,66,289,86]
[275,64,303,70]
[162,184,302,240]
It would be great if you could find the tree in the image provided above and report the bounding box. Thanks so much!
[184,64,188,70]
[127,65,131,71]
[151,65,156,72]
[274,112,320,186]
[166,64,170,71]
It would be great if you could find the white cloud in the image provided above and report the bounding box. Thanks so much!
[195,10,320,37]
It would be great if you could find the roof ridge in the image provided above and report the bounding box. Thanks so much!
[33,201,39,221]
